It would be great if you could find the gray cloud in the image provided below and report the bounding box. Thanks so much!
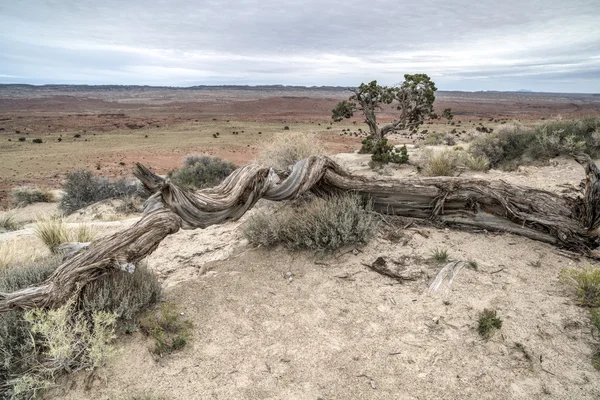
[0,0,599,92]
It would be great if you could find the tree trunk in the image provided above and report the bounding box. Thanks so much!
[1,154,599,312]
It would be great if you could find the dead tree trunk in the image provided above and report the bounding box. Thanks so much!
[1,154,599,312]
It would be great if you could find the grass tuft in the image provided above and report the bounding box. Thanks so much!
[140,303,192,357]
[34,216,70,253]
[477,309,502,339]
[0,213,19,232]
[430,248,449,263]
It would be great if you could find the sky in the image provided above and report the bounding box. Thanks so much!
[1,0,599,92]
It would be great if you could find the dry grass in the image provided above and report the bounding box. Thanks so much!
[34,216,70,253]
[257,132,325,170]
[34,216,96,253]
[0,212,19,232]
[0,242,19,270]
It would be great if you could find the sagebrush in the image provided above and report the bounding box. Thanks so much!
[168,155,236,189]
[60,170,143,214]
[470,118,600,169]
[12,188,55,206]
[243,194,378,251]
[0,258,161,399]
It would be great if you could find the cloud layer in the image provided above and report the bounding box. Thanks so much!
[1,0,599,92]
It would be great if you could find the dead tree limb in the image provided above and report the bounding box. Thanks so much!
[1,154,600,312]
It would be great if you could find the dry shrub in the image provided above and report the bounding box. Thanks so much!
[168,155,236,189]
[257,132,325,170]
[0,257,161,399]
[12,188,55,207]
[470,117,600,169]
[60,170,142,214]
[243,193,377,251]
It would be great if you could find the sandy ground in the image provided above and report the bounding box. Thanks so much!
[0,152,595,399]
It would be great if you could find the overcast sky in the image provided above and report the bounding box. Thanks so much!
[1,1,599,92]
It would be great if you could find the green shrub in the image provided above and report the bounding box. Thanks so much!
[0,257,61,400]
[60,170,143,214]
[420,149,462,176]
[477,309,502,339]
[140,303,192,357]
[243,194,378,251]
[80,262,162,329]
[361,136,409,165]
[25,298,117,374]
[470,118,600,169]
[12,188,55,206]
[0,258,160,399]
[32,139,43,144]
[168,155,236,189]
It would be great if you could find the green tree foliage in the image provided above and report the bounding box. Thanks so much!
[332,74,438,154]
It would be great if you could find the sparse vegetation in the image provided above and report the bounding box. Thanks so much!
[257,132,325,170]
[470,118,600,169]
[12,187,55,206]
[168,155,236,190]
[80,262,162,330]
[34,216,70,253]
[140,303,192,357]
[430,248,449,263]
[0,213,19,232]
[0,257,160,399]
[467,260,478,270]
[243,194,377,251]
[477,309,502,339]
[562,267,600,369]
[59,170,142,214]
[420,149,463,176]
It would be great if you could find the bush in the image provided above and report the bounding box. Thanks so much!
[470,118,600,169]
[80,262,162,329]
[243,194,378,251]
[0,257,61,400]
[360,136,409,165]
[59,170,142,214]
[168,155,237,190]
[25,298,117,374]
[0,257,160,399]
[257,132,325,170]
[477,309,502,339]
[12,188,55,206]
[32,139,43,144]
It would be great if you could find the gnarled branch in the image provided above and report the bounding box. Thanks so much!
[1,154,599,312]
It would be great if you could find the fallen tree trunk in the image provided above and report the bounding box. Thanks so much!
[1,154,599,312]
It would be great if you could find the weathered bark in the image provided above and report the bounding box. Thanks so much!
[1,154,599,312]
